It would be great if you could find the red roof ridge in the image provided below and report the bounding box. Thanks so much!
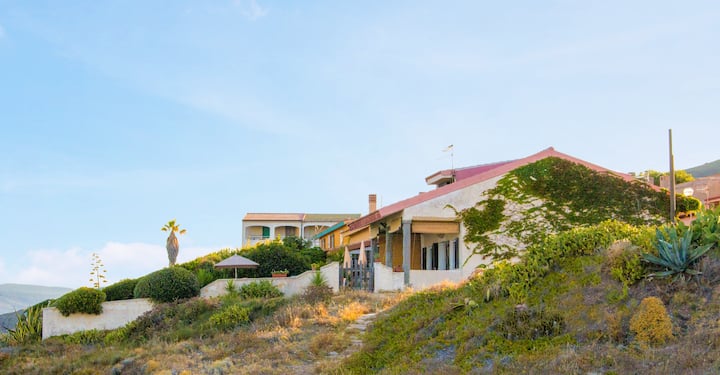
[348,147,643,230]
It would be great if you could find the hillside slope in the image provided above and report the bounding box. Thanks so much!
[341,220,720,373]
[687,159,720,178]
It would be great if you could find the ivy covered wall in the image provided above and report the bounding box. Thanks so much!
[456,157,700,261]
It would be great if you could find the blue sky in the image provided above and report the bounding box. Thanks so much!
[1,1,718,288]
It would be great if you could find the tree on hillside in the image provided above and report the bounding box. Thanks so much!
[643,169,694,185]
[675,170,695,184]
[162,219,187,267]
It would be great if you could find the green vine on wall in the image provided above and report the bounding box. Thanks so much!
[456,157,701,263]
[450,198,510,260]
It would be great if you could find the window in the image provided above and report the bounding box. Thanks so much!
[453,238,460,269]
[329,235,335,249]
[421,247,427,270]
[441,241,450,270]
[431,243,439,270]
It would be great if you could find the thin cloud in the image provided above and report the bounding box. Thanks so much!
[179,90,305,136]
[7,242,216,288]
[234,0,269,20]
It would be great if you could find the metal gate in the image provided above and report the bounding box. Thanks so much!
[340,264,374,292]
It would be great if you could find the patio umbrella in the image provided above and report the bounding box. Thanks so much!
[359,241,367,267]
[343,246,351,268]
[214,255,259,278]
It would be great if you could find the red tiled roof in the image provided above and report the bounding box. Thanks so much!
[348,147,645,230]
[243,213,360,222]
[243,213,304,221]
[425,160,515,185]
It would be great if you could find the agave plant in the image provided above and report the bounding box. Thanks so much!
[2,303,45,345]
[643,227,713,279]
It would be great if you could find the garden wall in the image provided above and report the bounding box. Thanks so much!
[42,298,154,340]
[201,262,340,298]
[374,263,404,292]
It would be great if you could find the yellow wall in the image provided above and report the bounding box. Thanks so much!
[377,234,407,270]
[411,234,422,270]
[246,226,265,236]
[318,224,349,252]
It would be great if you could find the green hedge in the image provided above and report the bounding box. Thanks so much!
[103,278,139,301]
[54,287,106,317]
[239,280,283,300]
[134,267,200,303]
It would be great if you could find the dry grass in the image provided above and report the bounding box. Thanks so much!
[309,331,351,355]
[338,301,370,322]
[1,290,402,374]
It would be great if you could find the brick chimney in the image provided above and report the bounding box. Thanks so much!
[369,194,377,213]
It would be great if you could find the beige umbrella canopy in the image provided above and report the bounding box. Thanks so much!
[343,246,351,268]
[359,241,367,267]
[214,255,259,278]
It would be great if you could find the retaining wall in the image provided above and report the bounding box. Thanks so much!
[42,298,154,340]
[201,262,340,298]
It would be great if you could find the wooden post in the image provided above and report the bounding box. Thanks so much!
[669,129,676,224]
[385,232,393,268]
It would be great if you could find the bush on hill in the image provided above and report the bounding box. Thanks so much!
[103,278,138,301]
[134,267,200,303]
[177,236,325,282]
[238,280,283,300]
[54,287,106,317]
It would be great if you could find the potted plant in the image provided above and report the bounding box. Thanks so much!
[271,269,289,278]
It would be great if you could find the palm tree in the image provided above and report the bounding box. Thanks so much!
[161,219,187,267]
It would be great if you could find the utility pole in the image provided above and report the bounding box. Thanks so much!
[669,129,676,224]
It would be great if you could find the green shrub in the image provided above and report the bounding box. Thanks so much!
[133,266,200,303]
[208,304,250,330]
[496,307,565,340]
[303,272,333,304]
[684,207,720,249]
[196,268,218,288]
[225,280,238,297]
[606,240,645,286]
[62,329,105,345]
[123,298,215,343]
[104,325,131,345]
[474,220,652,304]
[240,240,311,277]
[103,278,138,301]
[630,296,673,346]
[238,280,283,300]
[55,287,106,316]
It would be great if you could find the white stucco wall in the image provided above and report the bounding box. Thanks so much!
[201,262,341,298]
[402,175,504,281]
[409,270,463,290]
[42,298,154,340]
[374,263,404,292]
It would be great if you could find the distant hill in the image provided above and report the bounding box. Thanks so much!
[0,283,70,315]
[687,159,720,178]
[0,310,20,333]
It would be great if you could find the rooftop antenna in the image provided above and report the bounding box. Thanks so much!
[443,144,454,182]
